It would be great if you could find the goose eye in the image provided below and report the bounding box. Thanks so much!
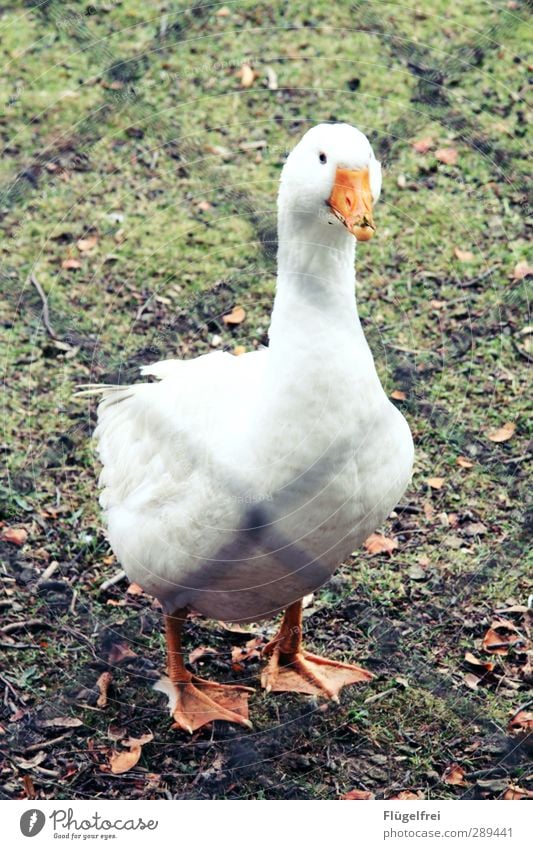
[319,152,327,164]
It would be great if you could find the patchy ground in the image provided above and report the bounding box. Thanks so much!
[0,0,531,801]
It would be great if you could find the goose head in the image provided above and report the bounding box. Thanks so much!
[279,123,382,241]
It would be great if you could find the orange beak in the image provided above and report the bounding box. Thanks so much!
[327,167,375,241]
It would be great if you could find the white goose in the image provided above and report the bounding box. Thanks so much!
[91,123,414,733]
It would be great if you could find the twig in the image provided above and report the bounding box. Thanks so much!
[23,733,72,754]
[364,687,397,704]
[510,700,533,722]
[457,266,498,289]
[1,618,52,634]
[29,271,58,340]
[100,569,126,591]
[499,453,532,466]
[0,674,21,701]
[35,561,59,587]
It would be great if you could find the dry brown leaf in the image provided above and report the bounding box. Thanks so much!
[423,501,434,521]
[390,389,406,400]
[77,235,98,252]
[96,671,112,708]
[239,64,256,88]
[108,731,152,774]
[38,716,83,728]
[188,645,216,664]
[231,637,264,670]
[435,147,458,165]
[464,672,481,690]
[223,306,246,325]
[126,582,144,595]
[341,789,375,800]
[482,620,520,655]
[487,421,516,443]
[464,652,494,673]
[123,731,153,748]
[1,527,28,546]
[508,710,533,733]
[109,746,141,774]
[512,260,533,280]
[196,200,212,212]
[389,791,422,800]
[503,784,533,800]
[23,774,36,800]
[61,258,82,270]
[412,136,434,154]
[442,763,467,786]
[427,476,445,489]
[107,641,137,664]
[457,456,474,468]
[364,533,398,556]
[454,247,474,262]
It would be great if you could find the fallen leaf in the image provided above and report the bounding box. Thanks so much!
[487,421,516,443]
[223,306,246,325]
[341,789,375,799]
[107,641,137,664]
[188,645,216,664]
[389,791,422,800]
[61,258,82,270]
[23,775,36,800]
[108,731,153,774]
[216,6,231,16]
[109,746,141,775]
[464,652,494,673]
[503,784,533,800]
[390,389,406,400]
[463,672,481,690]
[508,710,533,733]
[233,345,246,356]
[76,235,98,252]
[196,200,211,212]
[96,671,112,708]
[454,247,474,261]
[1,527,28,546]
[364,533,398,556]
[442,763,467,786]
[239,63,256,88]
[412,136,434,154]
[15,751,47,770]
[123,731,153,748]
[435,147,458,165]
[126,583,144,595]
[427,476,445,489]
[482,620,521,655]
[463,522,487,537]
[457,456,474,468]
[231,637,264,670]
[512,260,533,280]
[38,716,83,729]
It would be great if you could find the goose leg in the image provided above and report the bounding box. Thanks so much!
[164,609,253,733]
[261,600,373,701]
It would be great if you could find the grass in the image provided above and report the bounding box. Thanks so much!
[0,0,531,800]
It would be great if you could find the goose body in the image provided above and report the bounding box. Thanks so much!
[92,123,414,728]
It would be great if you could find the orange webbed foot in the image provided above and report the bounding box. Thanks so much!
[155,675,254,734]
[261,644,373,701]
